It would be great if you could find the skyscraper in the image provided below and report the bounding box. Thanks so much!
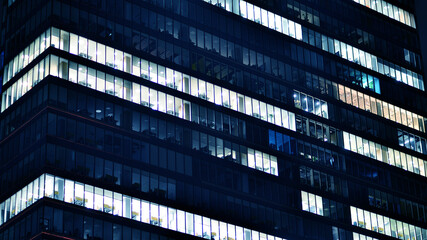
[0,0,426,239]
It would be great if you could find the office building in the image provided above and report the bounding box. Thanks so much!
[0,0,426,239]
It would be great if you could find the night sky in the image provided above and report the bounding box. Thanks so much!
[415,0,427,78]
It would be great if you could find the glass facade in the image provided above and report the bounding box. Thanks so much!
[1,0,426,240]
[352,0,416,28]
[0,173,289,240]
[350,206,426,239]
[4,28,426,178]
[205,0,424,90]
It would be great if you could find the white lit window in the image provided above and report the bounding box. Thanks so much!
[84,185,94,209]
